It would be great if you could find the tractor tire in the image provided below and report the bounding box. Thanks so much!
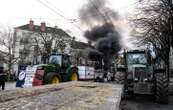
[44,73,61,84]
[70,69,79,81]
[115,71,125,84]
[155,73,169,104]
[111,76,115,81]
[99,77,105,82]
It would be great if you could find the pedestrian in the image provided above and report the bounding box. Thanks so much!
[0,66,6,90]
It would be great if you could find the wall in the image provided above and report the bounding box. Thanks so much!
[13,28,72,72]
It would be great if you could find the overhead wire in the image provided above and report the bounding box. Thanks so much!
[42,0,80,23]
[86,0,138,24]
[36,0,139,32]
[36,0,84,33]
[88,0,109,22]
[37,0,67,19]
[38,0,138,22]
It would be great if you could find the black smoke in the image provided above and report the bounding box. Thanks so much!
[79,0,122,74]
[79,0,119,26]
[88,23,121,71]
[84,23,115,41]
[87,48,103,61]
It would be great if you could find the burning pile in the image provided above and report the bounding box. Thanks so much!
[79,0,122,75]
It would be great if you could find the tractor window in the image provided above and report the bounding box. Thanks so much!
[49,55,62,66]
[126,53,147,65]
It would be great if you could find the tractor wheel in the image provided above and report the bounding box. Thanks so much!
[115,71,125,84]
[111,76,115,81]
[70,70,79,81]
[155,72,169,104]
[45,73,61,84]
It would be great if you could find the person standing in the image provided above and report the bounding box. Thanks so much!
[0,66,6,90]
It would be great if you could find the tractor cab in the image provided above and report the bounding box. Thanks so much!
[126,51,148,65]
[49,54,71,68]
[124,50,154,92]
[125,50,154,83]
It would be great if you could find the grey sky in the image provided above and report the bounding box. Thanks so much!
[0,0,137,44]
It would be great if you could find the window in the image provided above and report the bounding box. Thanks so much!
[49,55,62,65]
[127,53,147,65]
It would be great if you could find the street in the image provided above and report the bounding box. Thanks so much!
[2,81,173,110]
[1,82,16,91]
[120,80,173,110]
[0,0,173,110]
[0,82,123,110]
[120,95,173,110]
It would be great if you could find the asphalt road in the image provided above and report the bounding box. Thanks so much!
[0,82,122,110]
[3,82,173,110]
[120,94,173,110]
[120,78,173,110]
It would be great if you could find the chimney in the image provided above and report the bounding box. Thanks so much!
[41,22,46,32]
[29,19,34,30]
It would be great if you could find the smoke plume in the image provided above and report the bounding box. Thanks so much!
[79,0,119,26]
[79,0,122,73]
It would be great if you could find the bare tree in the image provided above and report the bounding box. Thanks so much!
[131,0,173,75]
[0,27,19,80]
[17,32,34,65]
[34,27,72,63]
[54,35,69,53]
[34,32,53,63]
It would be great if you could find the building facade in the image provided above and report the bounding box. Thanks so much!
[13,20,72,72]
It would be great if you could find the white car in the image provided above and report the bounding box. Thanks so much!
[78,66,95,80]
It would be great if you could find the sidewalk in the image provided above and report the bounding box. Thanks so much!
[4,82,16,90]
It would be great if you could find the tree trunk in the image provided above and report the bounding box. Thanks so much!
[164,48,170,81]
[7,64,12,81]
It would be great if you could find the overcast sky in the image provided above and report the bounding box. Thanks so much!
[0,0,137,45]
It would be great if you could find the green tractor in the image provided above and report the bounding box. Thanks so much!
[115,50,169,104]
[32,53,79,86]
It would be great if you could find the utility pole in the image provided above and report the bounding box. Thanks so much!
[167,0,173,80]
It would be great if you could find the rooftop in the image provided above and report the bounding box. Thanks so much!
[71,41,90,50]
[15,24,71,38]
